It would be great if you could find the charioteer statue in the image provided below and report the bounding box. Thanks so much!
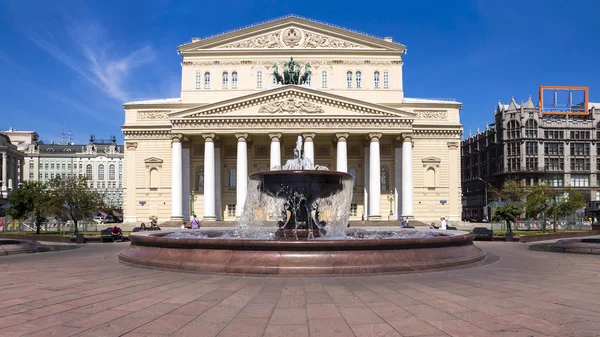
[272,57,312,85]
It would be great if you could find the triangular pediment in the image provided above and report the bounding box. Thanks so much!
[422,156,442,164]
[144,157,163,164]
[179,16,405,52]
[169,85,415,120]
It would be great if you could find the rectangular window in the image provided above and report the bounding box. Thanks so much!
[570,143,590,156]
[350,204,358,216]
[544,143,564,155]
[525,142,537,155]
[51,163,54,169]
[321,71,327,88]
[227,204,236,217]
[570,158,590,171]
[544,130,564,139]
[570,174,589,187]
[507,158,520,171]
[526,157,538,170]
[595,191,600,201]
[229,168,236,188]
[355,71,361,88]
[383,71,389,88]
[544,158,564,171]
[507,142,520,156]
[346,72,352,88]
[570,131,591,140]
[546,174,563,187]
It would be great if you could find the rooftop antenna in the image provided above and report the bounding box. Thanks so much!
[68,127,73,145]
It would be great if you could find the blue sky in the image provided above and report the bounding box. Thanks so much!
[1,0,598,143]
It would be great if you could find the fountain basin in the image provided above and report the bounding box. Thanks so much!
[118,229,486,275]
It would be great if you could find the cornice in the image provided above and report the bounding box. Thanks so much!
[182,59,402,67]
[412,129,462,139]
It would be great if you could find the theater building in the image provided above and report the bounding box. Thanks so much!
[121,16,463,223]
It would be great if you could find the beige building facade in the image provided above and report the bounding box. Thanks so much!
[121,16,463,223]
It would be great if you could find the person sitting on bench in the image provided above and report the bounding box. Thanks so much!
[111,225,123,242]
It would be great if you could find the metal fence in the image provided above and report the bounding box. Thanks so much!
[491,219,585,231]
[1,220,101,233]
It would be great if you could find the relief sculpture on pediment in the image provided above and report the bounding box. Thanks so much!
[258,98,325,114]
[218,28,369,49]
[222,32,283,49]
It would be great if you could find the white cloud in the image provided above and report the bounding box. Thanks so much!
[25,20,155,102]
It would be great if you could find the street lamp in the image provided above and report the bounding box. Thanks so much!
[190,190,196,217]
[387,191,394,220]
[474,178,488,220]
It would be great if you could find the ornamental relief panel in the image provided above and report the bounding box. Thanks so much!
[414,110,448,120]
[123,133,173,140]
[137,111,169,120]
[216,27,369,49]
[173,119,411,130]
[258,98,325,114]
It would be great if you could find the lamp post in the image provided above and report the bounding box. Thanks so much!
[474,178,488,221]
[190,190,196,217]
[387,191,394,220]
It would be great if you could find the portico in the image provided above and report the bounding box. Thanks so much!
[121,16,463,224]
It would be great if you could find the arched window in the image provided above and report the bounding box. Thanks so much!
[149,168,159,188]
[321,70,327,88]
[222,72,228,88]
[204,72,210,89]
[98,164,104,180]
[231,71,238,88]
[383,71,389,88]
[425,167,436,187]
[380,167,389,191]
[346,71,352,88]
[256,70,262,88]
[195,71,202,89]
[228,168,236,187]
[349,167,357,187]
[525,119,538,138]
[86,164,92,180]
[507,120,521,140]
[374,71,380,88]
[109,164,115,180]
[356,71,362,88]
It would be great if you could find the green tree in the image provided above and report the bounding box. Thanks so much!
[48,175,104,235]
[489,180,526,234]
[492,203,521,234]
[526,185,585,232]
[7,181,52,234]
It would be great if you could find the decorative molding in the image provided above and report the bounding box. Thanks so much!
[447,142,460,149]
[144,157,164,164]
[303,133,316,142]
[335,133,349,142]
[202,133,216,142]
[235,133,249,142]
[173,118,412,130]
[421,156,442,165]
[412,130,462,139]
[253,145,269,158]
[216,28,370,50]
[170,133,183,142]
[125,141,138,150]
[414,110,448,120]
[258,98,325,114]
[137,111,169,120]
[368,133,382,141]
[315,145,331,156]
[268,133,282,142]
[402,133,413,142]
[182,60,398,67]
[124,132,172,140]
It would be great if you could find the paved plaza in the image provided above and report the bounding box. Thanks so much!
[0,239,599,337]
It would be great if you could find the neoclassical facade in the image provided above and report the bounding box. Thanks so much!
[122,16,463,223]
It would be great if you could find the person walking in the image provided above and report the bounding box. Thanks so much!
[440,216,448,230]
[191,214,201,229]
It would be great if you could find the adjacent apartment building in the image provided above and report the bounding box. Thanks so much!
[2,129,124,209]
[462,88,600,221]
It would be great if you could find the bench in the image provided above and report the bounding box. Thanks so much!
[132,226,161,232]
[472,227,494,240]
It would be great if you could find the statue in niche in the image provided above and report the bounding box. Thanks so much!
[197,168,204,191]
[380,167,388,191]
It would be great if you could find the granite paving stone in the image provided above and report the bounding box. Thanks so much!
[0,239,599,336]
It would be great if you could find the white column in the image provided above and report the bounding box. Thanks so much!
[203,134,216,221]
[269,133,282,170]
[368,133,382,220]
[303,133,315,165]
[215,146,222,220]
[170,135,183,221]
[394,139,402,220]
[1,153,7,191]
[124,142,137,223]
[336,133,348,173]
[182,146,191,220]
[235,133,248,218]
[363,141,369,218]
[402,134,414,218]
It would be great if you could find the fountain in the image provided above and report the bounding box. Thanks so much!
[119,136,485,275]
